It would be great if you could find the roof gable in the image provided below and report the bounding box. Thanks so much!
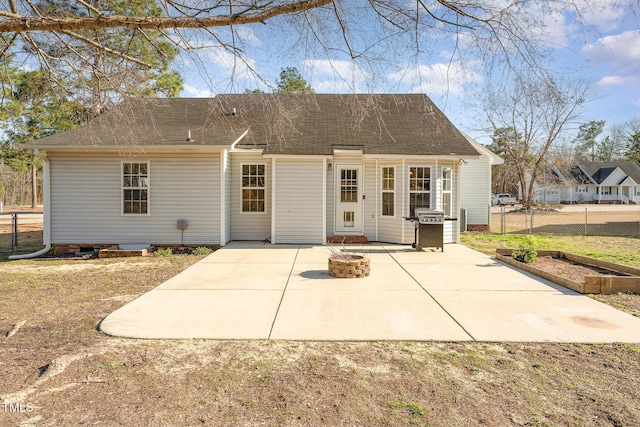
[581,162,640,185]
[32,94,480,157]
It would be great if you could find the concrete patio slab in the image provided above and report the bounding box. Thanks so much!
[270,289,472,341]
[431,288,639,342]
[401,261,566,292]
[156,261,292,290]
[100,241,640,343]
[100,289,283,339]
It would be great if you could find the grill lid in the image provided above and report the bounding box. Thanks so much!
[415,209,444,217]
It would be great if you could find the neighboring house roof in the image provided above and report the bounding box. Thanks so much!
[551,162,640,186]
[581,162,640,185]
[569,165,596,185]
[31,94,480,157]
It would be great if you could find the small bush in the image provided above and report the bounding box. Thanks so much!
[191,246,213,256]
[154,247,173,256]
[512,247,537,263]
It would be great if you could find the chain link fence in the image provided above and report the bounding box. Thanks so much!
[491,206,640,237]
[0,211,44,253]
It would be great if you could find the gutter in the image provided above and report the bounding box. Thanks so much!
[10,152,51,259]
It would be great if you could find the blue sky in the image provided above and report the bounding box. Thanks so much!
[174,1,640,144]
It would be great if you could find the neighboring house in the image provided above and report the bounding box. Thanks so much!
[535,162,640,204]
[29,94,491,252]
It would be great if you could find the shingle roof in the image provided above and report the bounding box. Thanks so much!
[32,94,480,157]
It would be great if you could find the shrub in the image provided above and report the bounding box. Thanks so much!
[191,246,213,256]
[154,247,173,256]
[512,247,537,263]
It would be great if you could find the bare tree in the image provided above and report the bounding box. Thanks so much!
[1,1,634,96]
[484,74,590,207]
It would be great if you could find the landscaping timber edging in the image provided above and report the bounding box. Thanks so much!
[495,249,640,295]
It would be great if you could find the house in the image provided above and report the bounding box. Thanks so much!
[535,161,640,204]
[27,94,492,253]
[459,133,504,231]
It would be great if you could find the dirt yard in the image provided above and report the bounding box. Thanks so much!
[2,253,640,426]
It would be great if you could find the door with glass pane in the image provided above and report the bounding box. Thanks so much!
[335,165,363,233]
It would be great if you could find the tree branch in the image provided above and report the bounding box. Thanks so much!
[0,0,334,33]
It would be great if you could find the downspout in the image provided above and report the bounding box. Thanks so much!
[230,129,249,151]
[10,151,51,259]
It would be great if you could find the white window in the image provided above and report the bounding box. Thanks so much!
[242,164,266,212]
[576,186,588,193]
[408,166,431,216]
[381,167,395,216]
[122,162,149,215]
[441,167,452,217]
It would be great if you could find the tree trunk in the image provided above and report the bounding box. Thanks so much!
[31,163,37,208]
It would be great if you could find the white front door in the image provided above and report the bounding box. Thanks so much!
[335,165,363,233]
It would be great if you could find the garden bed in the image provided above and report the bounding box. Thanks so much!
[496,249,640,294]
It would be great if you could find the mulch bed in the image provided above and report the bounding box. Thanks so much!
[533,256,627,284]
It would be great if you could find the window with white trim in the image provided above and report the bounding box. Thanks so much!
[408,166,430,216]
[122,162,149,215]
[381,167,395,216]
[242,164,265,212]
[441,167,452,217]
[576,185,588,193]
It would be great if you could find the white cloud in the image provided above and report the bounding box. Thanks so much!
[594,75,638,89]
[182,84,215,98]
[582,30,640,73]
[301,59,373,92]
[387,62,482,95]
[203,48,258,80]
[572,0,628,31]
[523,2,570,48]
[236,27,262,46]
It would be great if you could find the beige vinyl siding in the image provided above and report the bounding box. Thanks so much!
[49,152,220,245]
[222,150,232,245]
[273,159,324,244]
[230,152,271,240]
[459,156,491,226]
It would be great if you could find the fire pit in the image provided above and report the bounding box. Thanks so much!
[328,255,370,278]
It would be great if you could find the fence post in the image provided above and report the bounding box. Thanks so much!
[501,205,506,234]
[584,208,588,236]
[12,213,18,252]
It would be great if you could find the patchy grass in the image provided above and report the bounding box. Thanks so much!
[461,233,640,268]
[1,250,640,425]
